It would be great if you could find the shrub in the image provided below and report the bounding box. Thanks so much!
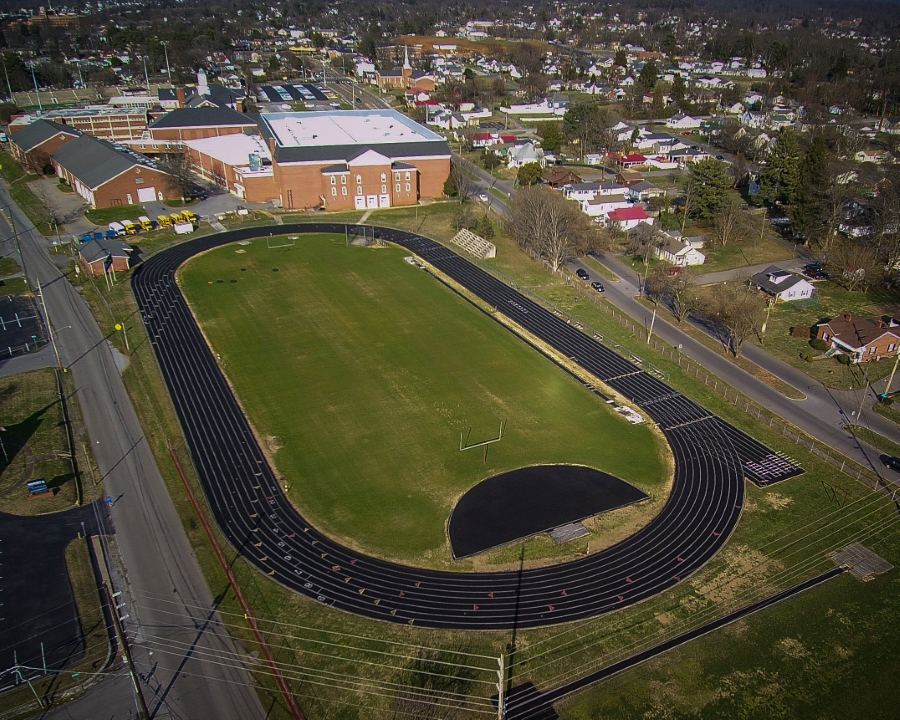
[791,324,813,338]
[810,338,827,351]
[799,352,810,362]
[836,353,851,365]
[881,396,894,406]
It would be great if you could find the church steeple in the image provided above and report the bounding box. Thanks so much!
[403,45,411,70]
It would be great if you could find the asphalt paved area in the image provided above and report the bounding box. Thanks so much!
[0,294,46,358]
[0,500,106,688]
[448,465,648,558]
[132,223,802,630]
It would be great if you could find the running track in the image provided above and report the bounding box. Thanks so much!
[131,224,802,630]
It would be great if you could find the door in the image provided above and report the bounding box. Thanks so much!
[366,195,377,208]
[354,196,366,210]
[379,194,390,207]
[137,187,156,203]
[126,193,133,205]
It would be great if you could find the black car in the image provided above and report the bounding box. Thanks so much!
[590,281,605,292]
[715,154,725,160]
[881,455,900,472]
[576,268,589,280]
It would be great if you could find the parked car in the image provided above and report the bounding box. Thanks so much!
[576,268,589,280]
[665,266,683,276]
[881,455,900,472]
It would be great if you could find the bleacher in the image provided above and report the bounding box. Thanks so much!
[451,229,496,260]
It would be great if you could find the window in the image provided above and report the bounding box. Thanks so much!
[380,173,386,182]
[342,186,347,195]
[330,176,336,185]
[357,186,362,195]
[890,343,897,352]
[394,172,400,181]
[331,187,337,196]
[405,182,410,192]
[381,184,387,193]
[405,171,410,180]
[870,346,876,354]
[356,174,362,184]
[341,175,346,184]
[395,183,401,193]
[135,177,144,184]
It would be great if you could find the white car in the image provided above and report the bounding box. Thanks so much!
[478,192,488,202]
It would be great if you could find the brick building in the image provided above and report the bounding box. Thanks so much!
[147,107,260,143]
[78,237,134,276]
[9,107,149,141]
[182,108,450,209]
[8,119,79,171]
[375,47,436,92]
[51,135,179,208]
[816,313,900,363]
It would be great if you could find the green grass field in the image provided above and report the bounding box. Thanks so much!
[179,234,669,567]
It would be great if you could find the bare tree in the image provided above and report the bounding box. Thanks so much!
[626,221,662,266]
[446,160,476,204]
[24,149,53,175]
[668,269,699,322]
[504,186,597,271]
[711,200,751,247]
[705,283,766,358]
[158,152,196,199]
[830,242,882,292]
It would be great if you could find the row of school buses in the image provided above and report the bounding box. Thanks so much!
[108,210,198,236]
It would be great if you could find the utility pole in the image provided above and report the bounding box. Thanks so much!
[496,651,506,720]
[2,54,12,100]
[37,281,63,371]
[160,41,172,83]
[29,63,42,112]
[142,56,150,90]
[882,352,900,400]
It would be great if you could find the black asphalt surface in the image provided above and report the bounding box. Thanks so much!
[0,294,46,359]
[131,224,802,630]
[0,500,106,688]
[448,465,648,559]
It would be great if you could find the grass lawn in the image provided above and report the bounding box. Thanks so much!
[699,233,796,273]
[8,179,54,235]
[179,234,669,568]
[843,423,900,459]
[56,181,75,193]
[0,151,26,183]
[750,279,900,390]
[0,276,27,297]
[85,204,147,225]
[0,256,21,276]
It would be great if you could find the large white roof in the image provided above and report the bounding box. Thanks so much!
[183,133,271,166]
[261,109,443,148]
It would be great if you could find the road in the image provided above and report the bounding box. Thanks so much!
[567,251,900,480]
[0,182,266,719]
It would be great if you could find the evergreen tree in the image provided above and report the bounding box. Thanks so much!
[686,158,731,219]
[614,49,628,68]
[758,128,802,205]
[672,73,686,107]
[638,61,658,89]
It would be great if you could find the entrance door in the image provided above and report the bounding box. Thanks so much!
[137,187,156,203]
[354,196,366,210]
[126,193,133,205]
[379,194,390,207]
[366,195,378,208]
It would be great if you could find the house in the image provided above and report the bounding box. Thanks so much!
[616,153,648,169]
[565,182,602,202]
[655,232,706,266]
[606,206,652,229]
[816,314,900,363]
[666,113,702,130]
[507,142,545,169]
[582,193,631,218]
[542,166,581,189]
[615,170,644,186]
[625,180,663,202]
[8,119,80,170]
[750,266,816,302]
[51,135,178,208]
[855,148,889,164]
[78,236,134,276]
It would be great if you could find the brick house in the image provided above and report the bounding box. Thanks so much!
[7,119,79,172]
[78,237,134,276]
[542,166,581,189]
[816,313,900,362]
[51,135,179,208]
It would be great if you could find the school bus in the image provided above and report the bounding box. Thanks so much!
[157,214,172,227]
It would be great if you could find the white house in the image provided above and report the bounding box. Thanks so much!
[666,113,702,129]
[507,142,545,168]
[582,193,632,218]
[655,233,706,266]
[750,266,816,302]
[565,182,602,201]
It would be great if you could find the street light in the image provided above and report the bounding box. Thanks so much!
[160,40,172,83]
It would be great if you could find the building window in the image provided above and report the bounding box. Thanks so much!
[380,173,386,182]
[394,172,400,181]
[331,176,336,185]
[357,186,362,195]
[890,343,897,352]
[405,182,410,192]
[342,186,347,195]
[405,171,410,180]
[395,183,401,193]
[356,174,362,184]
[331,187,337,196]
[341,175,346,184]
[381,184,386,193]
[870,346,876,354]
[135,177,144,184]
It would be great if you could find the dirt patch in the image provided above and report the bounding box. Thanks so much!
[762,492,792,510]
[779,637,810,659]
[265,435,283,454]
[691,545,781,606]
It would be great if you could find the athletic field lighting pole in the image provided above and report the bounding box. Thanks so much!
[37,281,63,371]
[496,651,506,719]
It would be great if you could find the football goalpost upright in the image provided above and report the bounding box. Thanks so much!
[266,234,298,249]
[460,420,507,465]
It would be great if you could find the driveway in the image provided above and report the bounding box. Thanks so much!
[26,178,91,239]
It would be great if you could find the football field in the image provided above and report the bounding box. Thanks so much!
[178,233,668,566]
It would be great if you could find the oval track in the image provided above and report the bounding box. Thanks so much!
[131,224,802,630]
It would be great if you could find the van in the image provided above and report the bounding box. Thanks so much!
[181,209,197,223]
[157,214,172,227]
[138,215,153,231]
[108,221,126,237]
[169,212,185,224]
[120,220,137,235]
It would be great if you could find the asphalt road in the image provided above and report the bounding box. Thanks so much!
[568,252,900,481]
[133,222,799,630]
[0,182,264,719]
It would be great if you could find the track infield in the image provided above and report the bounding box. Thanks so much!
[178,234,669,567]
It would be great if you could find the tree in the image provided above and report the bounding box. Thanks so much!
[480,151,501,171]
[672,73,686,107]
[711,200,751,247]
[445,161,475,203]
[159,153,196,199]
[626,222,662,266]
[535,121,563,154]
[638,61,658,89]
[474,213,495,240]
[831,242,881,292]
[668,269,699,323]
[730,152,750,188]
[504,186,599,271]
[614,49,628,68]
[706,283,766,358]
[686,158,731,219]
[757,128,802,206]
[23,149,53,175]
[563,102,617,160]
[516,162,543,187]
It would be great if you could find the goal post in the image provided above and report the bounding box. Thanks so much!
[267,234,297,249]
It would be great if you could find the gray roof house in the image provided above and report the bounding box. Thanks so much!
[750,266,816,302]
